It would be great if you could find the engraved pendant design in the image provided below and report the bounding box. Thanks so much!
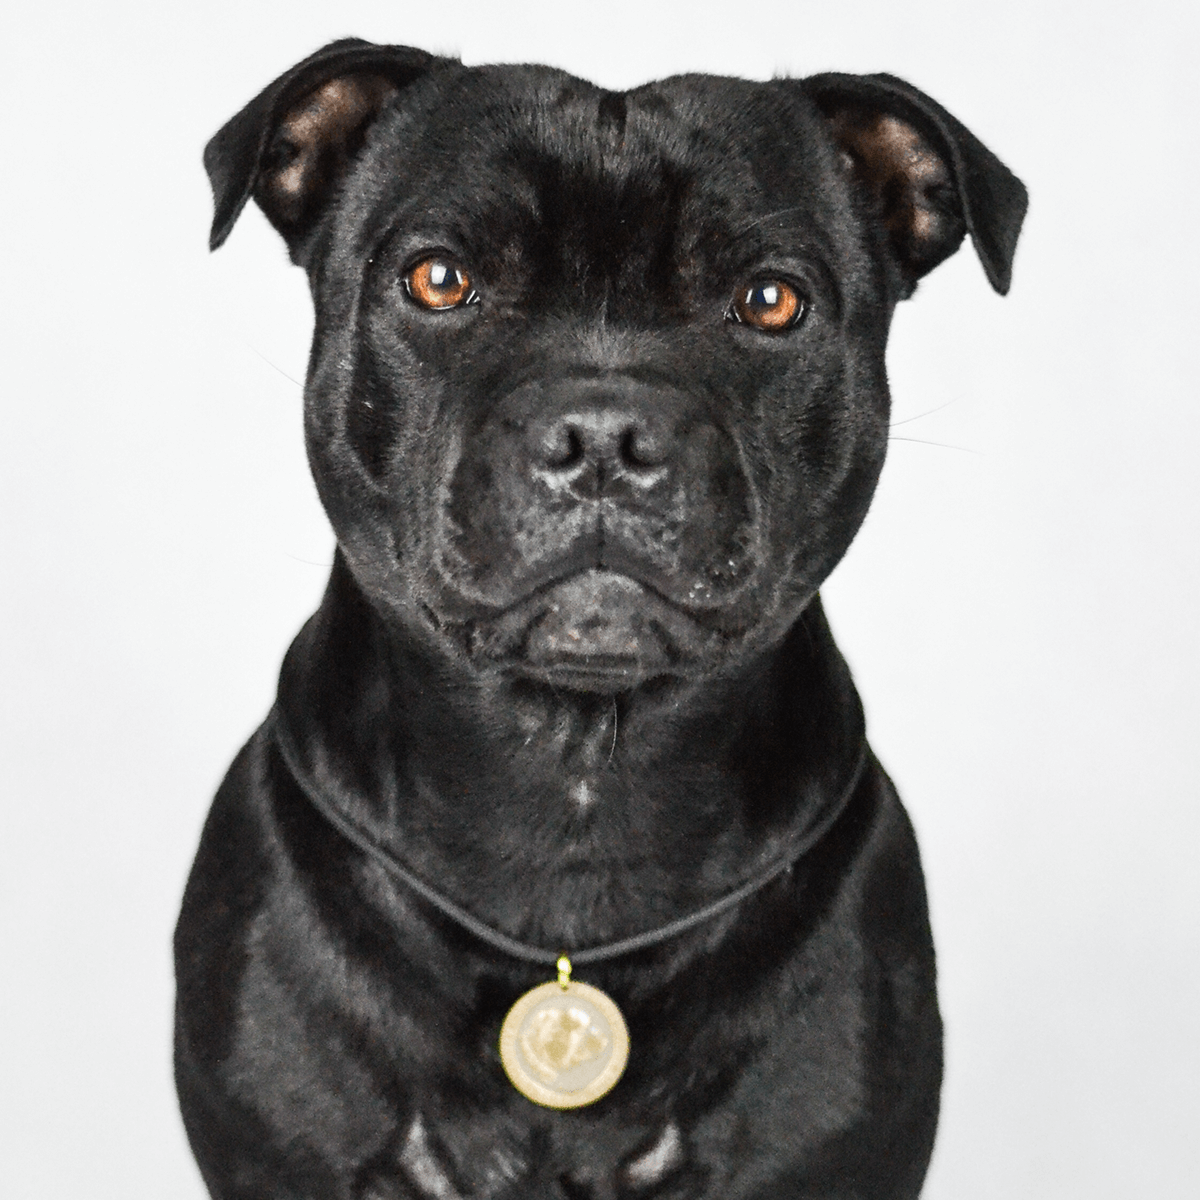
[499,957,629,1108]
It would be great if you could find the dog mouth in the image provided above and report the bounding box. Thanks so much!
[462,568,729,691]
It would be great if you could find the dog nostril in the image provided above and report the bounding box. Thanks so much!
[535,414,669,481]
[543,426,586,471]
[619,427,664,471]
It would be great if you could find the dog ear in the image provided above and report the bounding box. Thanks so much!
[204,38,452,257]
[801,73,1027,294]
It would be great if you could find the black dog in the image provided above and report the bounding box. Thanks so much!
[176,38,1025,1200]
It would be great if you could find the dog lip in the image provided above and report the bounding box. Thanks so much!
[434,538,760,629]
[489,565,680,621]
[511,658,664,693]
[487,567,744,635]
[460,568,730,681]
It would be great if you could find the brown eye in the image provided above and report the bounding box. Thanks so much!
[404,256,477,310]
[730,279,804,331]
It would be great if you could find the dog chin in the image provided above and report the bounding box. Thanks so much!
[465,568,728,693]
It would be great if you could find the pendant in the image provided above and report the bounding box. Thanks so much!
[499,957,629,1108]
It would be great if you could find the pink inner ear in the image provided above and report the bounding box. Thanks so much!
[828,107,963,279]
[257,73,399,231]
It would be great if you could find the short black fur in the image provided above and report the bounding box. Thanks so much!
[178,38,1025,1200]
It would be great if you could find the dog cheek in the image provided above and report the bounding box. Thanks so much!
[307,338,431,522]
[345,367,406,481]
[300,389,415,603]
[763,358,890,587]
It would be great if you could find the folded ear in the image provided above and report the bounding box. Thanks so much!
[801,73,1027,295]
[204,38,453,257]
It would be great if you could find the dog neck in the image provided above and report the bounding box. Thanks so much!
[274,554,864,948]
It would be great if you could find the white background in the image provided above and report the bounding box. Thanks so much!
[2,2,1197,1196]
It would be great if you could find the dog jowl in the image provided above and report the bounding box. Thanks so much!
[177,38,1025,1200]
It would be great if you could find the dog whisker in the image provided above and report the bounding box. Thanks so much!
[888,435,981,454]
[731,204,810,235]
[243,341,303,388]
[889,396,963,427]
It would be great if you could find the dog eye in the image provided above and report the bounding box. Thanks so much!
[728,280,804,332]
[404,256,478,310]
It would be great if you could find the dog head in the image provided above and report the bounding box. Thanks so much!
[207,39,1025,695]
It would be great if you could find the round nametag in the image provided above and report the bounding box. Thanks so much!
[499,978,629,1108]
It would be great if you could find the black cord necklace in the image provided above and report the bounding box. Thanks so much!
[270,709,867,1109]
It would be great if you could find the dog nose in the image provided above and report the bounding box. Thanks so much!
[534,408,670,497]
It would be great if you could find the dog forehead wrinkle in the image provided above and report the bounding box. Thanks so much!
[354,79,841,307]
[597,88,627,136]
[476,72,759,200]
[354,70,854,288]
[573,317,646,371]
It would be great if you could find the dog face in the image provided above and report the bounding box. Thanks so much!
[207,42,1024,696]
[313,67,893,695]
